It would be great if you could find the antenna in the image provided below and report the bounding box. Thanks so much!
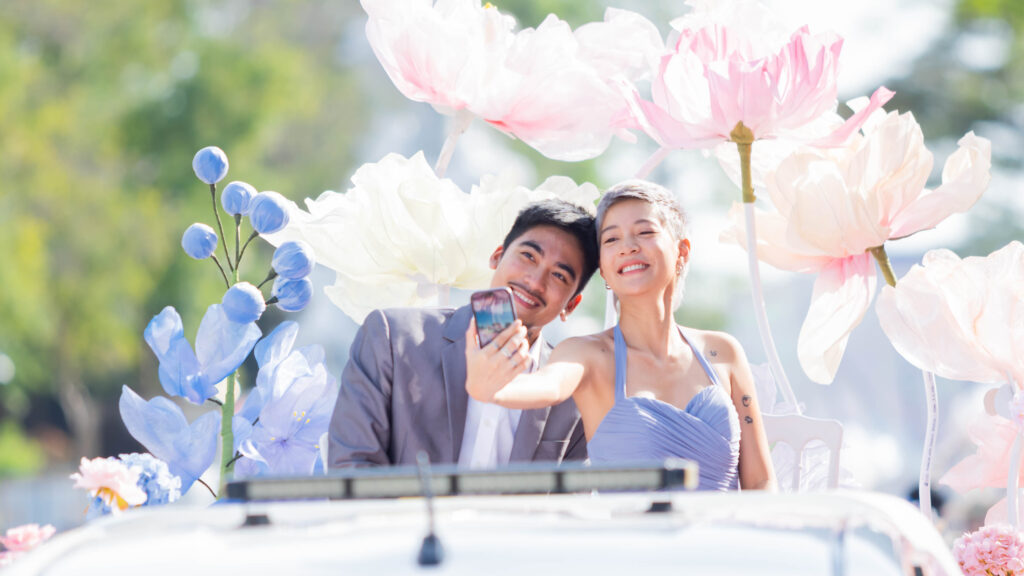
[415,451,444,567]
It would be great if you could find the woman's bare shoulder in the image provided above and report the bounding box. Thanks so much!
[550,330,615,364]
[681,326,747,364]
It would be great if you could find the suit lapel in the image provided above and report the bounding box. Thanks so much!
[441,306,473,461]
[509,334,553,462]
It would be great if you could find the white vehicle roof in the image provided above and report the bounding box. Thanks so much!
[8,489,959,576]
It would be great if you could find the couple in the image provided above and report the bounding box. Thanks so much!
[328,180,776,491]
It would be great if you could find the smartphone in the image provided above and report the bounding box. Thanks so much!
[470,287,517,348]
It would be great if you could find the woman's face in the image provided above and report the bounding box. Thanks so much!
[598,198,687,297]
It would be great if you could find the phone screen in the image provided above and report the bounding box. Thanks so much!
[470,287,517,348]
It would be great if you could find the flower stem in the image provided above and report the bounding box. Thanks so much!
[733,132,799,414]
[868,245,898,287]
[730,122,756,204]
[257,269,277,290]
[210,184,234,272]
[919,370,938,521]
[196,477,217,499]
[210,255,231,289]
[218,264,241,498]
[742,203,800,414]
[234,214,242,271]
[434,110,473,178]
[238,231,259,266]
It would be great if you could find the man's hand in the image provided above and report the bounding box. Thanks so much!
[465,318,530,403]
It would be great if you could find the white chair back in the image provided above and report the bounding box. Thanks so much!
[761,414,843,491]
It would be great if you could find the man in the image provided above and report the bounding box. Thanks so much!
[329,199,599,468]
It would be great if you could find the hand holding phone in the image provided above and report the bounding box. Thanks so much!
[470,287,517,348]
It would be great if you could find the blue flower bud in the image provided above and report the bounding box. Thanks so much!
[222,282,266,324]
[221,181,257,216]
[272,277,312,312]
[192,146,229,185]
[181,223,218,260]
[249,192,290,235]
[272,241,316,280]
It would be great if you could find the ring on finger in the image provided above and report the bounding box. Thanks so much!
[502,347,514,359]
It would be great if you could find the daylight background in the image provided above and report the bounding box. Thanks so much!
[0,0,1021,538]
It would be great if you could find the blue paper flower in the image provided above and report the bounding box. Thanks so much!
[222,283,266,324]
[192,146,229,185]
[249,191,290,235]
[118,386,220,494]
[271,241,316,279]
[221,181,257,216]
[119,453,182,506]
[235,323,337,476]
[143,305,261,404]
[181,223,218,260]
[272,277,312,312]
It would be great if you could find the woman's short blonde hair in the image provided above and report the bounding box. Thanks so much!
[596,179,688,243]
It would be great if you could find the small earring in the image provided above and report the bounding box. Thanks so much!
[605,282,611,290]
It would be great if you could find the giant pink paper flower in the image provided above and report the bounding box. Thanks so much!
[877,241,1024,387]
[70,456,147,512]
[721,110,991,383]
[0,523,56,553]
[361,0,650,160]
[624,0,889,151]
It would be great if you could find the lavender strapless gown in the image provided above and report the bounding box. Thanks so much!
[587,325,741,491]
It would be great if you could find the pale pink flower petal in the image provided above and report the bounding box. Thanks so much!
[877,242,1024,386]
[627,0,850,149]
[70,456,147,509]
[0,524,56,553]
[952,524,1024,576]
[575,8,665,83]
[720,203,833,273]
[888,132,992,239]
[361,0,514,114]
[940,413,1022,494]
[797,254,875,384]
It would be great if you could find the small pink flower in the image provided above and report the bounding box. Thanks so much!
[953,524,1024,576]
[0,523,56,552]
[70,456,147,511]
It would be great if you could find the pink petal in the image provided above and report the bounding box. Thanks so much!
[813,86,895,147]
[797,253,876,384]
[719,202,834,273]
[888,131,992,239]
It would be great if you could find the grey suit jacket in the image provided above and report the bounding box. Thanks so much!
[328,305,587,468]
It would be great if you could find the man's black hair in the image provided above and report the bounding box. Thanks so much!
[501,199,599,297]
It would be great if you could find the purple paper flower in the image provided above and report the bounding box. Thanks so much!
[235,322,337,477]
[222,283,266,324]
[192,146,229,185]
[181,223,218,260]
[118,386,220,494]
[119,452,182,507]
[272,241,316,280]
[249,191,290,235]
[271,277,312,312]
[221,181,257,216]
[144,305,261,404]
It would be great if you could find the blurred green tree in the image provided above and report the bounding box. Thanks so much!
[0,0,365,465]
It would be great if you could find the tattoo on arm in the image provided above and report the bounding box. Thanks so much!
[742,395,751,407]
[745,416,753,424]
[709,349,717,357]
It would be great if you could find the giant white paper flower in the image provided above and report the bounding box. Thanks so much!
[361,0,656,161]
[877,241,1024,387]
[721,110,992,384]
[266,152,598,323]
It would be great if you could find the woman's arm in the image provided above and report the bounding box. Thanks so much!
[713,332,778,491]
[464,320,588,410]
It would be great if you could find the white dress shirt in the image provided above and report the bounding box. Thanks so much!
[458,335,543,469]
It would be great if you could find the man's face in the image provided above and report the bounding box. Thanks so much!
[488,225,585,341]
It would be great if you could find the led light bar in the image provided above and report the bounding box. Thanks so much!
[226,459,698,502]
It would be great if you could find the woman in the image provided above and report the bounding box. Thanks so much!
[466,180,776,491]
